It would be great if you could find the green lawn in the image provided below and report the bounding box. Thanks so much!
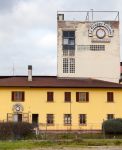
[1,139,122,150]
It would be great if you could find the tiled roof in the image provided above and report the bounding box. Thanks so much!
[0,76,121,88]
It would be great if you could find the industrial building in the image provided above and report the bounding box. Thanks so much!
[57,11,120,83]
[0,11,122,132]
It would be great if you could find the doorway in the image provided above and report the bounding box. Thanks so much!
[32,114,39,126]
[13,114,22,122]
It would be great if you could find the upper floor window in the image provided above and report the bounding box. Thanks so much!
[76,92,89,102]
[64,92,71,102]
[107,92,114,102]
[63,58,68,73]
[77,45,105,51]
[12,91,25,102]
[63,58,75,73]
[47,92,54,102]
[63,31,75,50]
[63,50,75,56]
[70,58,75,73]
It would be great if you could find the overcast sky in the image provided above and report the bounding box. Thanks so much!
[0,0,121,75]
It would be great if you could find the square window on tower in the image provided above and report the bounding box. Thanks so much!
[63,31,75,50]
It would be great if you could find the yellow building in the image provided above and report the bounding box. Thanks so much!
[0,11,121,132]
[0,66,122,132]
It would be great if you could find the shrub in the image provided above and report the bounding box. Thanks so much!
[114,140,121,145]
[0,122,34,140]
[102,118,122,134]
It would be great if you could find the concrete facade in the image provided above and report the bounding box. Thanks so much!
[57,14,120,83]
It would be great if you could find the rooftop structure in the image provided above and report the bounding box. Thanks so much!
[57,10,119,21]
[57,11,120,83]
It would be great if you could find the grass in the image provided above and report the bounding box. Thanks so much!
[36,132,122,140]
[1,139,122,150]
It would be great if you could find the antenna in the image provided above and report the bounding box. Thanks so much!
[90,9,94,21]
[12,63,15,76]
[85,11,89,21]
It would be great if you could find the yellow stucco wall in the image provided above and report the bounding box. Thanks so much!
[0,87,122,131]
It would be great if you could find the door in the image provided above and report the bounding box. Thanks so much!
[18,114,22,122]
[13,114,22,122]
[32,114,39,126]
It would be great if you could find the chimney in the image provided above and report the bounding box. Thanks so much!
[57,14,64,21]
[119,62,122,83]
[28,65,32,81]
[120,62,122,76]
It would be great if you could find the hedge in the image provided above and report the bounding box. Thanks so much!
[0,122,34,140]
[102,118,122,134]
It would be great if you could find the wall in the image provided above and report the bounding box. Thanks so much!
[57,21,120,83]
[0,87,122,131]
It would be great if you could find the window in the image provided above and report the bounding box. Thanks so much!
[64,92,71,102]
[12,91,25,102]
[107,92,114,102]
[63,50,75,56]
[64,114,71,125]
[63,58,68,73]
[63,31,75,50]
[79,114,87,125]
[47,114,54,125]
[47,92,54,102]
[76,92,89,102]
[107,114,114,120]
[90,45,105,51]
[77,45,105,51]
[63,58,75,73]
[63,50,68,56]
[70,58,75,73]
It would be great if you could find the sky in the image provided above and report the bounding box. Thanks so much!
[0,0,121,76]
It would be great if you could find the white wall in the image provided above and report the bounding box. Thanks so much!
[57,21,120,83]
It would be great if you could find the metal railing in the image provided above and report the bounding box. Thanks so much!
[57,10,119,21]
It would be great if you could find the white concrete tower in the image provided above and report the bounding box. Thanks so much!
[57,11,120,83]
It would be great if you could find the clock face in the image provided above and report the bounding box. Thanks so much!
[15,105,20,111]
[96,28,106,39]
[12,104,24,112]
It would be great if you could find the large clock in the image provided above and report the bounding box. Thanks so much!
[96,28,106,39]
[15,105,21,111]
[12,104,24,112]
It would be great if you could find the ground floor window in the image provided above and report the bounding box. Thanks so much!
[64,114,72,125]
[107,114,114,120]
[79,114,87,125]
[6,113,116,126]
[47,114,54,125]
